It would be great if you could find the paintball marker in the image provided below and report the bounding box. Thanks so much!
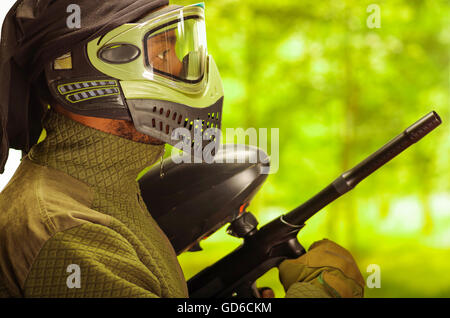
[139,111,442,298]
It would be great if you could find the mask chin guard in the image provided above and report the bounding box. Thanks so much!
[127,96,223,159]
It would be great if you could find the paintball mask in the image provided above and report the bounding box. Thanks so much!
[45,3,224,154]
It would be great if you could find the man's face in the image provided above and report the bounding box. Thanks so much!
[147,29,183,79]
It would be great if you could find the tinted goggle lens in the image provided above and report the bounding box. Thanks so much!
[144,17,206,83]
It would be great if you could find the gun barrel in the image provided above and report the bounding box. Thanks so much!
[283,111,441,226]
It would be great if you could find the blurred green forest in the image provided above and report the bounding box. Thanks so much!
[171,0,450,298]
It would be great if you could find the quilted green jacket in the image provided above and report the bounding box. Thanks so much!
[0,110,187,297]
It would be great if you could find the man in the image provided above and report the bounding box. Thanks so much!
[0,0,364,298]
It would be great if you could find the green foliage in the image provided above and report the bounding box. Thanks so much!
[174,0,450,297]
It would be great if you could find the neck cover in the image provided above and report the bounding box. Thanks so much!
[27,110,188,297]
[0,0,168,173]
[29,110,165,218]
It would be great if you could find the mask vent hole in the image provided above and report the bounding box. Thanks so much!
[152,119,156,128]
[160,108,164,115]
[166,125,170,135]
[178,115,183,124]
[160,122,163,131]
[166,110,171,118]
[172,112,177,120]
[153,106,157,113]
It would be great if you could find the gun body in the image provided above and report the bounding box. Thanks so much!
[187,111,441,298]
[140,111,441,298]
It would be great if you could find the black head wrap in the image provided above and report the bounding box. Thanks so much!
[0,0,169,173]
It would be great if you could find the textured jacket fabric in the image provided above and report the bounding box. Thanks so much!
[0,110,187,297]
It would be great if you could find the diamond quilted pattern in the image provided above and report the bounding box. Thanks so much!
[24,223,162,298]
[285,282,332,298]
[24,110,188,297]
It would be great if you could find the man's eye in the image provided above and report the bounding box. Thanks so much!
[158,49,169,60]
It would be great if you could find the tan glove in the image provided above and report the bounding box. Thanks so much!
[279,239,365,298]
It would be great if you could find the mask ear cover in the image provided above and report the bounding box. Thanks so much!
[44,43,133,121]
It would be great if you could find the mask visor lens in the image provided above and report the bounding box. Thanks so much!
[144,16,206,83]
